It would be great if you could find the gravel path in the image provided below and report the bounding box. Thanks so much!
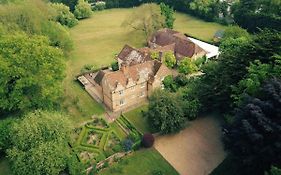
[154,116,226,175]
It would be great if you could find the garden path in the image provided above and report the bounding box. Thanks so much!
[154,116,226,175]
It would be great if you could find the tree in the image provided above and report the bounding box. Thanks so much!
[50,3,78,28]
[122,3,165,37]
[0,0,74,55]
[195,30,281,112]
[233,0,281,32]
[74,0,92,19]
[0,118,16,152]
[145,90,186,134]
[223,78,281,175]
[163,51,176,68]
[141,133,155,148]
[189,0,219,21]
[163,75,178,92]
[7,110,74,175]
[221,25,250,42]
[0,33,65,112]
[178,57,198,74]
[160,2,175,29]
[49,0,78,12]
[266,166,281,175]
[232,55,281,106]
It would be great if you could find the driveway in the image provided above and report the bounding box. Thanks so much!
[154,116,226,175]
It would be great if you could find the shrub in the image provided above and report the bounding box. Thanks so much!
[74,0,92,19]
[50,3,78,28]
[92,1,106,11]
[151,51,159,60]
[128,132,140,142]
[163,75,177,92]
[132,140,141,151]
[80,64,97,73]
[163,51,176,68]
[111,61,119,71]
[141,133,155,148]
[178,57,198,74]
[122,139,133,151]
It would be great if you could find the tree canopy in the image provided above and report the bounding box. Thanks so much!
[223,78,281,175]
[145,89,186,134]
[7,110,74,175]
[122,3,165,37]
[0,33,65,112]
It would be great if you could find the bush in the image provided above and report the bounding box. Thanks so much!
[74,0,92,19]
[92,1,106,11]
[128,132,141,142]
[163,51,176,68]
[80,64,97,73]
[111,61,119,71]
[132,140,141,151]
[122,139,133,151]
[141,133,155,148]
[50,3,78,28]
[0,118,16,152]
[178,57,198,74]
[163,75,177,92]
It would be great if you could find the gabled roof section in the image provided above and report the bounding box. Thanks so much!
[100,60,169,92]
[94,70,105,85]
[117,44,151,66]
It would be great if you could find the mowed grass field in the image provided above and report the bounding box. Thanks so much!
[99,148,179,175]
[65,8,225,122]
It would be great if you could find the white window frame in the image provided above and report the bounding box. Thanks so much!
[120,99,125,106]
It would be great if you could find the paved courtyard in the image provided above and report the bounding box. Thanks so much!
[154,116,226,175]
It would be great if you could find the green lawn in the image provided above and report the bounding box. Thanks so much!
[65,8,225,123]
[99,148,179,175]
[174,13,226,42]
[123,105,156,134]
[0,157,12,175]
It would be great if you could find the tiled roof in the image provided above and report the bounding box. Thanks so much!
[149,28,206,59]
[117,44,151,66]
[97,60,168,91]
[94,71,105,85]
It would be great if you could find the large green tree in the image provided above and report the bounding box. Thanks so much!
[7,110,75,175]
[0,33,65,112]
[0,0,74,55]
[223,78,281,175]
[145,89,186,134]
[160,2,175,29]
[233,0,281,32]
[122,3,165,37]
[50,2,78,28]
[195,30,281,112]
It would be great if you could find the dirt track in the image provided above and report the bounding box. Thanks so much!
[154,116,226,175]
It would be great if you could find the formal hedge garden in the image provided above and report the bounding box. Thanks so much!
[72,117,143,167]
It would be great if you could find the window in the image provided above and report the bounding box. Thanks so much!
[119,90,124,95]
[140,82,146,88]
[140,91,145,97]
[120,99,125,105]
